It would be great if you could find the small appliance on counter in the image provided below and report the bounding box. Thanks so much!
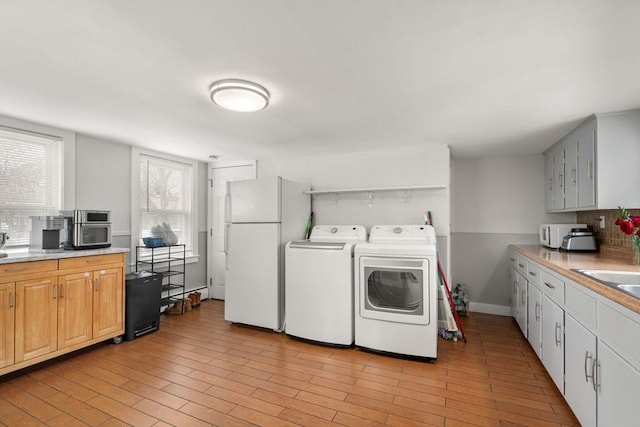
[29,216,65,253]
[560,228,599,252]
[539,223,587,249]
[0,232,9,258]
[61,209,111,249]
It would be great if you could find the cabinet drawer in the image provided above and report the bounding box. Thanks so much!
[0,260,58,278]
[565,280,596,331]
[541,269,564,305]
[598,300,640,369]
[526,262,541,287]
[516,256,528,276]
[508,252,518,269]
[59,253,123,270]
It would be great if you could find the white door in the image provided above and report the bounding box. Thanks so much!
[208,163,255,300]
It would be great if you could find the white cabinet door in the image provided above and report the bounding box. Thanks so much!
[527,283,542,359]
[552,147,565,210]
[564,314,596,427]
[541,295,564,393]
[544,153,554,211]
[510,267,518,318]
[577,120,596,208]
[563,139,578,209]
[597,341,639,426]
[516,273,528,337]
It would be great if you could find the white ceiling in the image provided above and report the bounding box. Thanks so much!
[1,0,639,162]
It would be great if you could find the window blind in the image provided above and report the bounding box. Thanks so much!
[0,127,62,246]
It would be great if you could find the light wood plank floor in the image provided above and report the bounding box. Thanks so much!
[0,299,579,426]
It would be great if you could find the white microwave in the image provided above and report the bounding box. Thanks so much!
[540,224,587,249]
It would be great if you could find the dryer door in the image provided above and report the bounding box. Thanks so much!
[359,256,430,325]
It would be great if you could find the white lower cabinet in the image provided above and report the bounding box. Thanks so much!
[541,294,564,393]
[516,273,528,337]
[527,283,542,359]
[510,249,640,427]
[596,341,639,426]
[564,313,597,427]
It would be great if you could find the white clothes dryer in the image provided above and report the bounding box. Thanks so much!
[285,225,367,345]
[354,225,438,359]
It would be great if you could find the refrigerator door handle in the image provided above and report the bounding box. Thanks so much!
[224,223,230,269]
[224,191,231,223]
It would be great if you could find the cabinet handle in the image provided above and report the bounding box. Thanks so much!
[9,292,15,308]
[95,278,100,291]
[555,322,562,346]
[521,290,526,304]
[587,160,593,180]
[528,271,537,277]
[509,257,516,262]
[518,263,525,268]
[571,167,577,183]
[53,285,58,299]
[60,284,65,298]
[544,281,555,290]
[513,282,517,294]
[584,351,594,384]
[592,358,599,391]
[535,302,541,321]
[559,173,563,188]
[4,267,26,273]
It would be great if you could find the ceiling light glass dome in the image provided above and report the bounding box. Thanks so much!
[209,79,270,112]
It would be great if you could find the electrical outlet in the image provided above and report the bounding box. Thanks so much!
[599,215,605,229]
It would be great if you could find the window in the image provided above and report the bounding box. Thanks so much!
[134,150,197,257]
[0,127,62,247]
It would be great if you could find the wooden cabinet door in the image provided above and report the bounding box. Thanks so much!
[564,314,596,427]
[541,295,564,393]
[0,283,16,368]
[58,272,93,349]
[93,268,123,339]
[15,276,57,362]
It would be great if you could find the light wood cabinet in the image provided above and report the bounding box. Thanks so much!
[0,252,125,376]
[58,272,93,349]
[93,268,123,339]
[0,283,15,368]
[15,275,58,362]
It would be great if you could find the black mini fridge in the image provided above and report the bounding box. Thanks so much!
[125,271,162,341]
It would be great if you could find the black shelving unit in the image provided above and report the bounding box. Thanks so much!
[135,244,186,314]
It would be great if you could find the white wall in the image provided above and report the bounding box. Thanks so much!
[257,144,452,271]
[451,155,576,315]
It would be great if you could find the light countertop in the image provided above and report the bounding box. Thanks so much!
[510,244,640,314]
[0,247,129,265]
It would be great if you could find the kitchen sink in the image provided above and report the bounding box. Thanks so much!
[573,269,640,299]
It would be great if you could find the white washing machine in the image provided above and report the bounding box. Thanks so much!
[354,225,438,359]
[285,225,367,345]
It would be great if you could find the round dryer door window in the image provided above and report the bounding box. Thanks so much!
[359,257,430,325]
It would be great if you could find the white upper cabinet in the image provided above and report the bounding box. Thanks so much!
[544,109,640,211]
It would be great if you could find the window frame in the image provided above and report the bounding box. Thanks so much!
[131,147,199,261]
[0,116,76,251]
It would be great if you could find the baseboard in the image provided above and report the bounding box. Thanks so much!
[469,302,512,317]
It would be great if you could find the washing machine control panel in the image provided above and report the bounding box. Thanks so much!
[369,225,435,244]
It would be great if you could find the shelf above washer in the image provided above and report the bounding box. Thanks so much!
[304,184,447,195]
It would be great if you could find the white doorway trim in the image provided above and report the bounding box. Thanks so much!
[207,160,257,299]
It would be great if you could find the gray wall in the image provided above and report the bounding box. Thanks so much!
[450,155,576,314]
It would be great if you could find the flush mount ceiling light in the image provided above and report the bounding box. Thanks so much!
[209,79,270,112]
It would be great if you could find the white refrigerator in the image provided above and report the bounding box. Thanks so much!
[224,176,310,331]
